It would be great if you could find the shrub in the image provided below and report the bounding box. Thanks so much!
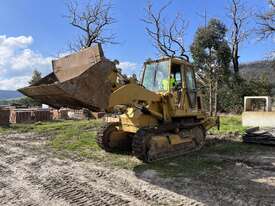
[218,74,272,113]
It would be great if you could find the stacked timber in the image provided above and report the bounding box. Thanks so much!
[10,109,33,124]
[10,109,51,123]
[0,108,10,126]
[242,127,275,145]
[52,108,102,120]
[34,109,52,122]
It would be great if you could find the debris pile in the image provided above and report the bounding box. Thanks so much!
[67,109,92,120]
[52,108,105,120]
[242,127,275,145]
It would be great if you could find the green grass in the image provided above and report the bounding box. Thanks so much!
[0,115,271,177]
[136,140,274,178]
[203,140,274,156]
[0,120,141,169]
[210,115,247,135]
[0,120,102,134]
[135,154,225,178]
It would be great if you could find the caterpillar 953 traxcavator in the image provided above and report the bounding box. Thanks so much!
[19,44,219,162]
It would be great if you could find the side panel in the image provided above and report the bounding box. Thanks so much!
[184,66,197,108]
[119,108,158,133]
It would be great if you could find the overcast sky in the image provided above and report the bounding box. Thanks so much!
[0,0,273,90]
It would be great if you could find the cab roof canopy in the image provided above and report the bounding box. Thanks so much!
[144,56,191,66]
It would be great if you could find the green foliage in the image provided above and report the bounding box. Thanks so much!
[136,140,274,178]
[0,99,11,105]
[0,70,43,107]
[0,70,43,106]
[190,18,272,114]
[15,97,42,107]
[191,18,231,115]
[210,115,247,135]
[0,120,101,134]
[0,120,140,169]
[0,97,42,107]
[218,74,272,113]
[190,18,231,76]
[135,154,225,177]
[29,70,42,85]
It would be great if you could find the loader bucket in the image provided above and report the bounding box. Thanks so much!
[18,44,116,111]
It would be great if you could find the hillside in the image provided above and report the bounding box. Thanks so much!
[0,90,23,100]
[0,61,273,100]
[239,60,275,94]
[239,60,275,83]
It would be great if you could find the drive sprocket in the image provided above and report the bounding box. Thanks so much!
[96,123,132,152]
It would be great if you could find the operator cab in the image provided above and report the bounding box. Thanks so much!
[141,58,197,108]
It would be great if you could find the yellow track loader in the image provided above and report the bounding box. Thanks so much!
[19,44,219,162]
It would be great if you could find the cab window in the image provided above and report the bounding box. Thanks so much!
[185,68,197,107]
[142,60,169,92]
[186,70,196,91]
[171,63,182,88]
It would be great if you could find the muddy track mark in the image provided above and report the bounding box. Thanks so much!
[83,168,201,206]
[40,175,131,206]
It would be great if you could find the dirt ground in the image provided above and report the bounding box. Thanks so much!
[0,132,275,206]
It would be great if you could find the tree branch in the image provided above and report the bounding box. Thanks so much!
[143,1,188,60]
[66,0,117,51]
[256,0,275,39]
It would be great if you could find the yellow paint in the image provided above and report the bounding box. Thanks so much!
[107,57,218,134]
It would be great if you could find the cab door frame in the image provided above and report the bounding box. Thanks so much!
[184,65,197,109]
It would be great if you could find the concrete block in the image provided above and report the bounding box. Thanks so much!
[242,112,275,127]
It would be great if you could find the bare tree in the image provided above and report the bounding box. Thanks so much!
[228,0,250,74]
[143,1,189,60]
[257,0,275,39]
[66,0,116,51]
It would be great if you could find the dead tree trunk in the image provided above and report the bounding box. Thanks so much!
[228,0,250,74]
[231,32,239,74]
[209,81,213,116]
[213,79,218,116]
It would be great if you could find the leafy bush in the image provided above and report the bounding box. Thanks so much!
[218,74,272,113]
[0,97,42,107]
